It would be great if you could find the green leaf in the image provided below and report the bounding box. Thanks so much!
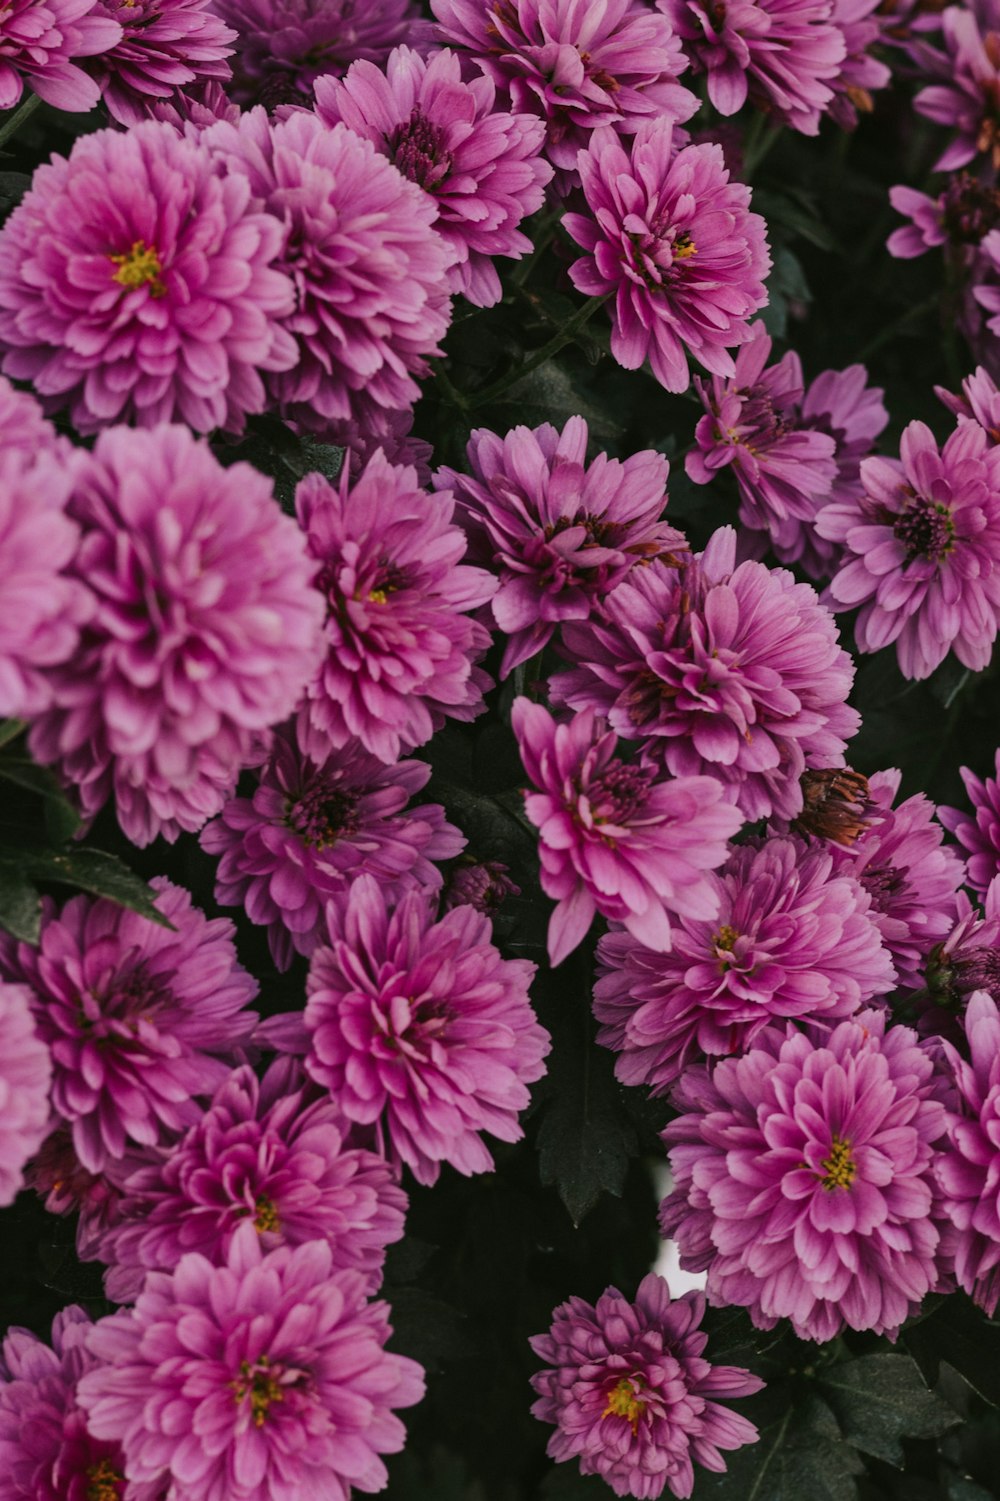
[0,718,25,749]
[904,1294,1000,1409]
[0,756,81,842]
[0,846,171,928]
[692,1407,864,1501]
[818,1353,958,1466]
[0,864,41,943]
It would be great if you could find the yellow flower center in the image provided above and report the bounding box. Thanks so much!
[232,1358,285,1427]
[673,232,697,259]
[86,1458,125,1501]
[602,1376,647,1435]
[715,924,739,950]
[367,588,389,604]
[820,1135,857,1191]
[253,1194,281,1233]
[109,239,166,297]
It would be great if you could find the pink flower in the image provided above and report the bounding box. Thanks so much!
[436,416,685,676]
[28,425,325,846]
[514,698,743,966]
[0,0,121,113]
[914,4,1000,172]
[529,1274,762,1500]
[826,0,891,128]
[936,364,1000,440]
[315,46,552,307]
[443,859,521,912]
[295,451,496,765]
[87,0,235,124]
[77,1226,425,1501]
[660,1011,948,1341]
[888,174,1000,260]
[0,122,296,436]
[0,983,51,1207]
[302,874,549,1184]
[940,749,1000,896]
[818,417,1000,680]
[564,121,770,394]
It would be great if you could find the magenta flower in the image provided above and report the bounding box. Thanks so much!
[935,989,1000,1315]
[444,859,521,912]
[77,1226,425,1501]
[203,108,452,435]
[0,983,51,1208]
[658,0,846,133]
[924,881,1000,1020]
[303,875,549,1184]
[888,174,1000,260]
[0,879,258,1173]
[315,46,552,307]
[594,834,894,1094]
[0,0,121,113]
[430,0,698,174]
[295,452,495,766]
[209,0,420,105]
[826,0,891,128]
[87,0,236,124]
[28,425,325,847]
[941,750,1000,896]
[937,365,1000,440]
[551,527,860,822]
[23,1128,132,1263]
[514,698,743,966]
[686,323,839,537]
[529,1273,761,1501]
[660,1011,947,1341]
[914,5,1000,171]
[0,121,296,436]
[565,121,770,394]
[0,375,64,458]
[818,417,1000,681]
[200,730,464,971]
[436,416,685,676]
[95,1060,407,1303]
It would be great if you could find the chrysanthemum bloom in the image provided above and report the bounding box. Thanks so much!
[935,989,1000,1315]
[937,365,1000,442]
[315,47,552,308]
[86,0,236,125]
[443,858,521,912]
[0,0,121,112]
[940,750,1000,895]
[825,0,891,128]
[436,416,685,676]
[431,0,698,174]
[818,418,1000,681]
[303,874,548,1184]
[78,1226,425,1501]
[200,731,464,970]
[923,880,1000,1024]
[888,174,1000,260]
[551,527,859,823]
[294,454,495,765]
[594,835,894,1093]
[0,983,51,1208]
[564,122,770,394]
[28,425,325,846]
[529,1274,761,1501]
[914,5,1000,171]
[658,0,846,134]
[0,122,296,436]
[24,1128,132,1262]
[660,1011,947,1341]
[686,324,838,537]
[514,699,742,967]
[0,450,93,721]
[95,1060,408,1303]
[0,879,258,1173]
[209,0,419,105]
[824,769,965,990]
[0,375,64,458]
[202,109,452,435]
[0,1306,160,1501]
[151,75,241,126]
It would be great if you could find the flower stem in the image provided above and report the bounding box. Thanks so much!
[466,294,609,411]
[0,93,41,152]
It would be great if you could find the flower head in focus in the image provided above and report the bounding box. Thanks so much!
[0,0,121,113]
[88,0,236,123]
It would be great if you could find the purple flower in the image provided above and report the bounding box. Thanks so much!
[941,750,1000,896]
[28,425,325,847]
[443,859,521,912]
[209,0,420,106]
[430,0,698,174]
[514,699,743,967]
[0,0,121,113]
[818,417,1000,681]
[594,835,894,1093]
[87,0,236,125]
[924,880,1000,1018]
[826,0,891,128]
[0,374,64,458]
[0,983,51,1208]
[436,416,685,676]
[564,122,770,394]
[915,5,1000,171]
[937,364,1000,441]
[686,323,839,537]
[95,1060,408,1303]
[201,730,464,970]
[889,174,1000,260]
[295,452,496,766]
[203,107,452,435]
[23,1129,132,1262]
[0,879,258,1173]
[659,0,846,133]
[935,989,1000,1315]
[660,1011,947,1341]
[825,768,966,991]
[551,527,860,822]
[529,1273,761,1501]
[0,122,296,436]
[315,46,552,307]
[77,1226,425,1501]
[302,874,549,1184]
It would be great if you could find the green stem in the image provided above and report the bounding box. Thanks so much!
[432,361,469,411]
[512,214,557,287]
[0,93,40,151]
[742,112,782,178]
[466,294,609,411]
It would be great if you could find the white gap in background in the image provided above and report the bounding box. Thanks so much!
[651,1161,707,1296]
